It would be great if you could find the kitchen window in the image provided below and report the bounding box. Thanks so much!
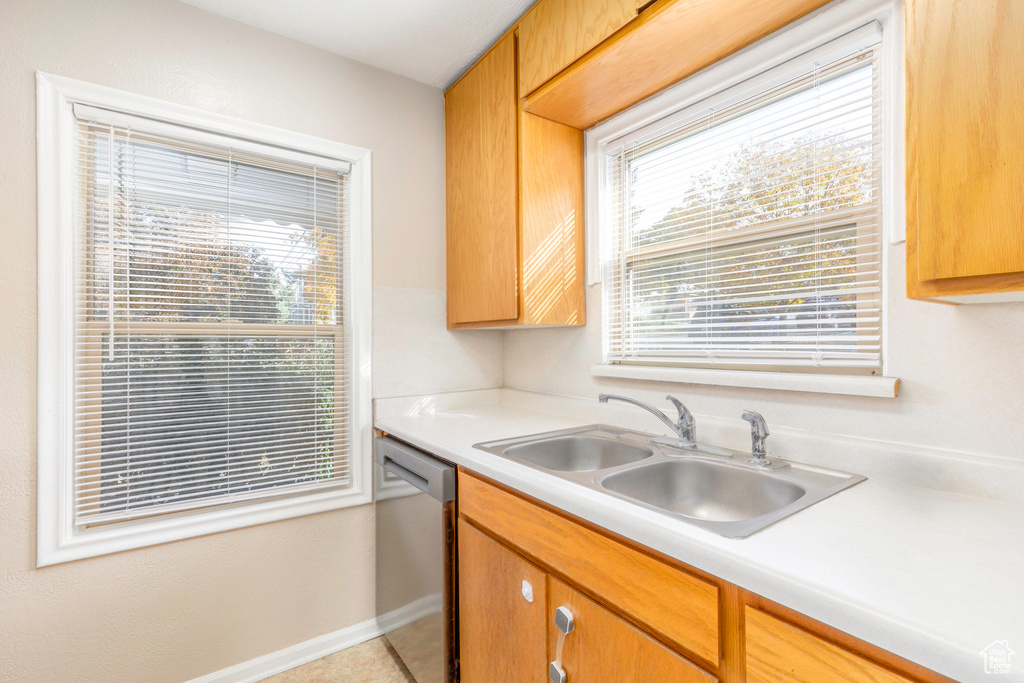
[37,74,372,564]
[596,21,888,378]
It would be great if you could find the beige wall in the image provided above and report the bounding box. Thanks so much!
[0,0,498,681]
[503,252,1024,464]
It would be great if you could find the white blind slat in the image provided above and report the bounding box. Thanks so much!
[73,112,352,526]
[602,34,883,371]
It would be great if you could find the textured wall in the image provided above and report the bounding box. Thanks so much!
[0,0,497,680]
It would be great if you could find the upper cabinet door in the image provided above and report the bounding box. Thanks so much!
[445,34,519,325]
[518,0,638,96]
[907,0,1024,293]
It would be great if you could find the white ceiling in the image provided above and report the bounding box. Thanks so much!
[179,0,535,88]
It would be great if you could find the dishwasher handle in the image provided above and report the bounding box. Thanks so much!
[375,437,456,503]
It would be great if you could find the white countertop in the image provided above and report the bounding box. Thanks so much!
[376,401,1024,683]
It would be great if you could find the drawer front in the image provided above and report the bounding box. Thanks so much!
[459,473,720,665]
[745,607,914,683]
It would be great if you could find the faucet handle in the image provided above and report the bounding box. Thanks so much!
[741,410,771,466]
[665,395,695,443]
[740,409,769,437]
[665,395,692,421]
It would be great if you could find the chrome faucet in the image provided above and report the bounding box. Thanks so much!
[598,393,696,444]
[741,410,771,467]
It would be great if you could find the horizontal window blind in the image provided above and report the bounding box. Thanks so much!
[603,31,883,371]
[73,110,351,526]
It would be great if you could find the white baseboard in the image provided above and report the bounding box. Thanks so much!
[186,595,445,683]
[185,617,382,683]
[377,593,443,634]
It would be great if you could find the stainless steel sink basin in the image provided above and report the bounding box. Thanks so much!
[600,459,804,522]
[474,425,865,538]
[504,435,653,472]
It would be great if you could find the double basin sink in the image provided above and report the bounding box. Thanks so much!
[474,425,865,538]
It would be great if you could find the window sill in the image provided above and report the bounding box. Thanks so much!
[590,364,899,398]
[37,485,371,567]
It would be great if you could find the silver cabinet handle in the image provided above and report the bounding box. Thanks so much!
[549,606,575,683]
[554,606,574,635]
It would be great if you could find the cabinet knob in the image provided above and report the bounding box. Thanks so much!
[555,606,574,635]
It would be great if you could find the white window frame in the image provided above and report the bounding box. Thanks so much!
[585,0,902,398]
[36,72,374,566]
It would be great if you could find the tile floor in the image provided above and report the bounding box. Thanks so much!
[261,637,415,683]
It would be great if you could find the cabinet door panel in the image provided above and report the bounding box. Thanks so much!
[458,520,547,683]
[745,607,913,683]
[548,578,716,682]
[518,0,637,96]
[445,34,519,325]
[908,0,1024,281]
[519,112,585,326]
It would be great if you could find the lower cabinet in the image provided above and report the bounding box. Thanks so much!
[458,515,712,682]
[548,577,715,682]
[457,520,547,682]
[457,470,953,683]
[745,607,914,683]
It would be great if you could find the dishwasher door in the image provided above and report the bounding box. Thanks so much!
[374,437,457,683]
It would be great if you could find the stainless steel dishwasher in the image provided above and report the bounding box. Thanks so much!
[374,436,457,683]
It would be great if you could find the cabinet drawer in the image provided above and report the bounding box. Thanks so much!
[745,606,914,683]
[459,472,720,665]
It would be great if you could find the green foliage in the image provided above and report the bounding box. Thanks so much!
[623,134,873,351]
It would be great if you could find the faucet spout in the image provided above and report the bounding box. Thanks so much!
[598,393,696,444]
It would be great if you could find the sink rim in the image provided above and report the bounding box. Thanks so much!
[473,424,866,538]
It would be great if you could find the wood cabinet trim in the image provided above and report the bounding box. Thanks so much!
[458,469,721,669]
[517,0,639,97]
[522,0,832,129]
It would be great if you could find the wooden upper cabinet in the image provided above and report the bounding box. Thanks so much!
[518,112,586,326]
[517,0,639,96]
[445,34,519,325]
[522,0,832,129]
[445,32,586,329]
[458,520,548,683]
[906,0,1024,301]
